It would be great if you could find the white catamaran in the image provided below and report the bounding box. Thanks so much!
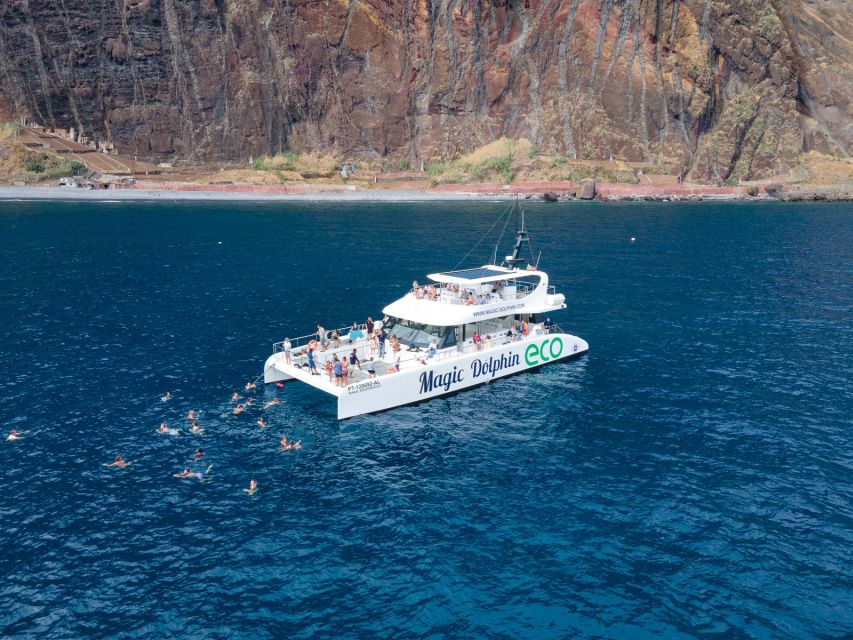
[263,205,589,418]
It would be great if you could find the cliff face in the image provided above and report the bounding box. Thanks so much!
[0,0,849,181]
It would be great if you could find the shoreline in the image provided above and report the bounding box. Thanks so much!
[0,184,848,203]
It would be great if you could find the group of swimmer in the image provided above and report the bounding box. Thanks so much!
[97,378,301,495]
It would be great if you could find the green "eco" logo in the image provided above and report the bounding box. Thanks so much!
[524,337,564,366]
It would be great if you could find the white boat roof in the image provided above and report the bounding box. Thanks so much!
[428,265,535,284]
[383,264,564,326]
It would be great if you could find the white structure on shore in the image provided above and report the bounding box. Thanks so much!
[263,207,589,418]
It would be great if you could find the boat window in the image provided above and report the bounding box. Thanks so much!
[384,318,446,348]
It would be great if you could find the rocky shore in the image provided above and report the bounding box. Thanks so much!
[1,181,850,203]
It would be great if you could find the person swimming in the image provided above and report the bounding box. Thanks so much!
[244,479,258,495]
[257,417,268,428]
[262,398,281,409]
[173,468,202,479]
[232,404,245,416]
[156,423,180,436]
[190,421,203,434]
[245,381,256,392]
[6,429,22,441]
[279,435,302,451]
[193,448,204,460]
[230,392,242,403]
[185,410,198,420]
[246,398,254,406]
[104,455,131,468]
[161,392,172,402]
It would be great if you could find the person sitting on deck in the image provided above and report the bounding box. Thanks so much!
[415,287,425,299]
[473,332,482,351]
[427,284,437,300]
[411,280,419,293]
[421,338,438,364]
[465,292,475,305]
[543,317,554,333]
[349,322,364,341]
[330,330,340,348]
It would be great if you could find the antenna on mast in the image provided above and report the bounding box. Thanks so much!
[502,194,529,269]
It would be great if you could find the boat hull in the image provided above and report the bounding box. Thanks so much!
[337,333,588,419]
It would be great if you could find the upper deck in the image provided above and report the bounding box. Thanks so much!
[382,264,566,326]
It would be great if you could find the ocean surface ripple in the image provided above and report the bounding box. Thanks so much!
[1,200,851,639]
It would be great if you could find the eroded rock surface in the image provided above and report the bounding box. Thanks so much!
[0,0,849,181]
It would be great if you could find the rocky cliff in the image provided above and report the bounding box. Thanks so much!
[0,0,849,181]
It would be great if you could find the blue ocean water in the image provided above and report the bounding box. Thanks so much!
[0,199,851,639]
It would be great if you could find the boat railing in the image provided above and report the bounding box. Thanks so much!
[272,322,370,353]
[415,281,543,306]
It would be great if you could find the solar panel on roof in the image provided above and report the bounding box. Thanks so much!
[440,267,509,280]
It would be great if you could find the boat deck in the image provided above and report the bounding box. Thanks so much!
[267,327,553,397]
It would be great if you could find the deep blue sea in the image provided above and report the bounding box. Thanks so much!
[0,199,851,639]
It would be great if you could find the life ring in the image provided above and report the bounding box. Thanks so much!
[308,340,318,349]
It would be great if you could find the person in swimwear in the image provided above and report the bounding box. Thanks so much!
[157,423,180,436]
[173,468,203,480]
[186,410,198,420]
[246,398,254,406]
[104,455,131,468]
[257,417,268,428]
[6,429,22,441]
[193,448,205,460]
[262,398,281,409]
[230,392,242,403]
[279,436,302,451]
[161,392,172,402]
[233,404,245,416]
[245,381,256,392]
[245,479,258,495]
[190,421,203,434]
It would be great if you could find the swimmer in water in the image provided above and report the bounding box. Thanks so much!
[246,398,254,406]
[104,455,131,468]
[173,468,203,480]
[262,398,281,409]
[190,421,203,434]
[244,479,258,495]
[257,417,268,428]
[185,410,198,420]
[161,392,172,402]
[156,423,180,436]
[245,381,256,392]
[232,404,245,416]
[279,435,302,451]
[193,448,204,460]
[230,392,242,403]
[6,429,22,441]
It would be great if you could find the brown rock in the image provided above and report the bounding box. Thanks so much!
[0,0,846,174]
[577,179,595,200]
